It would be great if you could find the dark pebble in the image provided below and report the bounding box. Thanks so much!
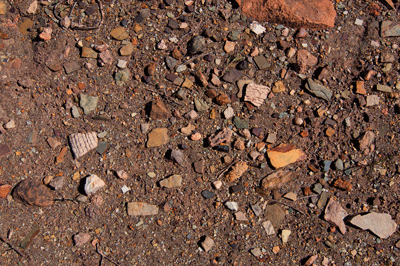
[271,113,280,118]
[134,14,144,23]
[230,184,245,193]
[201,190,215,199]
[216,145,230,152]
[251,127,263,137]
[179,143,189,150]
[236,60,248,70]
[121,18,129,27]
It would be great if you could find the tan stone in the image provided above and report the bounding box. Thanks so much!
[110,27,129,40]
[147,128,169,148]
[120,43,135,56]
[272,80,285,93]
[267,144,306,169]
[261,169,292,191]
[127,202,159,216]
[225,161,248,182]
[81,47,98,59]
[244,83,271,107]
[0,1,7,15]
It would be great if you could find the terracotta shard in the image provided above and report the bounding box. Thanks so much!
[208,128,232,147]
[225,161,248,182]
[267,143,306,169]
[261,170,292,191]
[69,132,98,159]
[13,179,54,207]
[239,0,336,29]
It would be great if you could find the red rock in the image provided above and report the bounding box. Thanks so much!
[267,144,306,169]
[324,198,348,234]
[0,184,12,198]
[333,178,352,192]
[13,179,54,207]
[208,128,232,147]
[225,161,248,182]
[296,50,318,73]
[238,0,336,29]
[261,170,292,191]
[150,99,171,119]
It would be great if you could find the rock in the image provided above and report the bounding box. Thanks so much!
[224,41,236,53]
[296,50,318,73]
[251,203,263,216]
[194,98,209,112]
[210,74,221,86]
[120,43,135,56]
[239,0,336,29]
[261,170,292,191]
[281,229,291,244]
[305,79,332,101]
[165,56,177,70]
[249,22,266,35]
[208,128,232,147]
[381,21,400,37]
[13,179,54,207]
[272,81,286,93]
[267,144,306,169]
[49,176,64,190]
[324,198,348,234]
[266,132,277,143]
[127,202,159,216]
[305,255,318,266]
[201,190,215,199]
[187,36,205,55]
[181,78,193,89]
[150,99,171,119]
[223,107,234,119]
[366,95,380,106]
[96,141,108,155]
[215,93,231,105]
[47,137,61,149]
[253,55,270,70]
[84,174,105,194]
[115,69,131,86]
[262,220,276,235]
[80,94,98,114]
[199,236,214,252]
[184,110,198,120]
[225,201,238,211]
[157,39,168,50]
[116,170,129,180]
[225,161,248,182]
[333,178,352,191]
[212,180,223,190]
[222,69,243,83]
[39,27,52,41]
[195,70,208,87]
[350,212,397,239]
[376,84,392,93]
[244,83,271,107]
[147,128,169,148]
[69,132,98,158]
[181,124,195,135]
[73,233,91,247]
[283,192,297,201]
[170,149,184,165]
[265,204,285,228]
[0,184,12,198]
[235,211,248,221]
[358,131,375,153]
[193,160,204,173]
[81,47,98,58]
[233,117,249,129]
[111,27,129,40]
[0,1,6,15]
[71,106,80,117]
[250,247,262,257]
[159,175,182,188]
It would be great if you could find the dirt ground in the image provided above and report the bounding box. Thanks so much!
[1,0,400,265]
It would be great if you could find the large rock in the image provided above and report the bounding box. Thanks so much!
[127,202,159,216]
[13,179,54,207]
[350,212,397,239]
[324,198,348,234]
[267,144,306,169]
[238,0,336,29]
[147,128,169,148]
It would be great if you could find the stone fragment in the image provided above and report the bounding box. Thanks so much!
[84,174,105,194]
[47,137,61,149]
[305,79,332,101]
[251,203,262,216]
[272,81,285,93]
[181,78,193,89]
[223,107,234,119]
[266,132,277,143]
[224,41,236,53]
[234,139,245,150]
[0,184,12,198]
[201,190,215,199]
[305,255,318,266]
[222,69,243,83]
[120,43,135,56]
[233,117,249,129]
[358,131,375,153]
[212,180,223,190]
[147,128,169,148]
[281,229,291,244]
[115,69,131,86]
[317,191,329,209]
[0,1,6,15]
[225,161,248,182]
[261,170,292,191]
[74,233,91,247]
[376,84,392,93]
[244,83,271,107]
[253,55,270,70]
[239,0,336,29]
[350,212,397,239]
[381,21,400,37]
[324,198,348,234]
[150,99,171,119]
[170,149,184,165]
[184,110,198,120]
[194,98,209,112]
[208,128,232,147]
[13,180,54,207]
[187,36,205,55]
[250,247,262,257]
[267,144,306,169]
[116,170,129,180]
[265,204,285,228]
[80,94,98,114]
[283,192,297,201]
[81,47,98,58]
[366,95,380,106]
[193,160,204,173]
[296,50,317,73]
[355,81,366,95]
[225,201,238,211]
[262,220,276,235]
[235,211,248,221]
[195,70,208,87]
[69,132,98,158]
[249,22,266,35]
[96,141,108,155]
[127,202,159,216]
[215,93,231,105]
[159,175,182,188]
[200,236,214,252]
[111,27,129,40]
[49,176,64,190]
[39,27,52,41]
[333,178,352,192]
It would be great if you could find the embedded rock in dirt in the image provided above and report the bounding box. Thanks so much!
[13,179,54,207]
[69,132,98,159]
[159,174,182,188]
[237,0,336,29]
[244,83,271,107]
[350,212,397,239]
[358,131,375,153]
[225,161,248,182]
[150,99,171,119]
[264,204,285,229]
[261,169,292,191]
[84,174,105,194]
[324,198,348,234]
[267,144,306,169]
[127,202,159,216]
[73,233,91,247]
[200,236,214,252]
[208,128,233,147]
[0,184,12,198]
[147,128,169,148]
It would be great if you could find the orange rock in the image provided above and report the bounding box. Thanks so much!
[333,178,352,191]
[355,80,366,95]
[267,144,306,169]
[0,184,12,198]
[225,161,248,182]
[261,170,292,191]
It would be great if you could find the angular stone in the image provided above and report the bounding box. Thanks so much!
[0,184,12,198]
[84,174,105,194]
[262,220,276,235]
[120,43,135,56]
[69,132,98,158]
[283,192,297,201]
[0,143,11,158]
[296,50,318,73]
[187,36,205,55]
[147,128,169,148]
[253,55,270,70]
[358,131,375,153]
[251,203,263,216]
[250,247,262,257]
[350,212,397,239]
[74,233,91,247]
[170,149,184,165]
[194,98,209,112]
[244,83,271,107]
[208,128,232,147]
[116,170,129,180]
[324,198,348,234]
[111,27,129,40]
[193,160,204,173]
[225,161,248,183]
[305,79,332,101]
[159,174,182,188]
[281,229,291,243]
[235,211,248,221]
[184,110,198,120]
[201,190,215,199]
[264,204,285,229]
[225,201,238,211]
[376,84,392,93]
[13,179,54,207]
[115,69,131,86]
[381,21,400,37]
[47,137,61,149]
[272,81,286,93]
[200,236,214,252]
[215,93,231,105]
[222,69,243,83]
[366,95,380,106]
[267,144,306,169]
[223,107,234,119]
[239,0,336,29]
[80,94,98,114]
[81,47,98,59]
[49,176,64,190]
[233,117,249,129]
[150,99,171,119]
[261,169,292,191]
[224,41,236,53]
[127,202,159,216]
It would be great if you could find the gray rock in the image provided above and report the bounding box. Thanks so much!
[71,106,80,117]
[165,56,177,70]
[115,68,131,86]
[305,79,332,101]
[96,141,108,155]
[350,212,397,239]
[250,247,262,257]
[317,190,328,209]
[194,98,209,112]
[170,149,184,165]
[187,36,205,55]
[366,95,380,106]
[381,21,400,37]
[262,220,276,235]
[251,203,263,216]
[335,159,344,171]
[222,69,243,83]
[80,94,98,114]
[253,55,271,70]
[193,160,204,173]
[225,201,238,211]
[233,117,249,129]
[201,190,215,199]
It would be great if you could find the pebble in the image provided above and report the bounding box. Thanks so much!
[335,159,344,171]
[73,233,91,247]
[39,27,52,41]
[170,149,184,165]
[71,106,80,118]
[201,190,215,199]
[235,211,248,221]
[225,161,248,182]
[47,137,61,149]
[261,170,292,191]
[116,170,129,180]
[147,128,169,148]
[157,39,168,50]
[110,27,129,40]
[0,184,12,198]
[121,185,130,194]
[272,81,285,93]
[223,107,234,119]
[165,56,177,70]
[224,41,236,53]
[281,229,291,244]
[127,202,159,216]
[184,110,198,120]
[233,117,249,129]
[150,99,171,119]
[381,21,400,37]
[181,123,195,135]
[49,176,64,190]
[222,69,243,83]
[250,247,262,257]
[283,192,297,201]
[317,191,328,208]
[208,128,232,147]
[249,22,266,35]
[305,79,332,101]
[194,98,209,112]
[266,132,277,143]
[323,160,332,172]
[265,204,285,228]
[80,94,98,114]
[69,132,98,158]
[159,174,182,188]
[350,212,397,239]
[324,198,348,234]
[253,55,270,70]
[305,255,318,266]
[81,47,98,58]
[84,174,105,194]
[193,160,204,173]
[366,95,380,106]
[115,69,131,86]
[354,18,363,26]
[244,83,271,107]
[200,236,214,252]
[267,144,306,169]
[0,1,6,15]
[376,84,392,93]
[225,201,238,211]
[212,180,223,189]
[190,132,202,141]
[187,36,205,55]
[120,43,135,56]
[262,220,276,235]
[13,179,54,207]
[358,131,375,153]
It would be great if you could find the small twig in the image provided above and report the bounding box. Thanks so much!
[216,159,238,179]
[268,199,307,216]
[96,243,119,266]
[0,237,27,258]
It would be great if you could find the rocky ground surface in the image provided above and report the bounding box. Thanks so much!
[1,0,400,265]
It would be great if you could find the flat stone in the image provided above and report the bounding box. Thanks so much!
[150,99,171,119]
[111,27,129,40]
[324,198,348,234]
[261,169,292,191]
[120,43,135,56]
[296,50,318,73]
[358,131,375,153]
[80,94,98,114]
[170,149,184,165]
[215,93,231,105]
[71,106,80,117]
[49,176,64,190]
[222,69,243,83]
[184,110,198,120]
[81,47,98,58]
[69,132,98,158]
[194,98,209,112]
[201,190,215,199]
[187,36,205,55]
[223,107,234,119]
[127,202,159,216]
[281,229,291,244]
[253,55,270,70]
[13,179,54,207]
[225,201,238,211]
[249,22,266,35]
[265,204,285,229]
[200,236,214,252]
[193,160,204,173]
[272,81,286,93]
[235,211,248,221]
[251,203,263,216]
[267,144,306,169]
[366,95,380,106]
[225,161,248,183]
[47,137,61,149]
[305,79,332,101]
[381,21,400,37]
[116,170,129,180]
[165,56,177,70]
[350,212,397,239]
[115,69,131,86]
[266,132,277,143]
[376,84,392,93]
[63,61,81,74]
[96,141,108,155]
[0,184,12,198]
[262,220,276,235]
[224,41,236,53]
[147,128,169,148]
[355,81,366,95]
[159,174,182,188]
[74,233,91,247]
[283,192,297,201]
[317,191,329,208]
[244,83,271,107]
[233,117,249,129]
[84,174,105,194]
[181,78,193,89]
[239,0,336,29]
[208,128,232,147]
[250,247,262,257]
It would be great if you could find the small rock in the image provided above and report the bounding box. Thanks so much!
[120,43,135,56]
[165,56,177,70]
[253,55,270,70]
[0,184,12,198]
[381,21,400,37]
[366,95,380,106]
[170,149,184,165]
[147,128,169,148]
[261,170,292,191]
[47,137,61,149]
[200,236,214,252]
[187,36,205,55]
[265,204,285,228]
[324,198,348,234]
[49,176,64,190]
[281,229,291,244]
[194,98,209,112]
[111,27,129,40]
[140,123,150,134]
[215,93,231,105]
[39,27,52,41]
[157,39,168,50]
[272,81,286,93]
[13,179,54,207]
[121,185,131,193]
[317,191,329,208]
[225,201,238,211]
[74,233,91,247]
[305,255,318,266]
[233,117,249,129]
[250,247,262,257]
[350,212,397,239]
[244,83,271,107]
[116,170,129,180]
[296,50,318,73]
[249,22,266,35]
[115,69,131,86]
[283,192,297,201]
[184,110,198,120]
[127,202,159,216]
[223,107,234,119]
[190,132,202,141]
[81,47,98,58]
[208,128,232,147]
[267,144,306,169]
[225,161,248,183]
[358,131,375,153]
[69,132,98,158]
[262,220,276,235]
[234,139,245,150]
[150,99,171,119]
[71,106,80,117]
[376,84,392,93]
[212,180,223,189]
[80,94,98,114]
[201,190,215,199]
[84,174,105,194]
[335,159,344,171]
[159,175,182,188]
[222,69,243,83]
[266,132,277,143]
[235,211,248,221]
[181,124,195,135]
[224,41,236,53]
[193,160,204,173]
[305,79,332,101]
